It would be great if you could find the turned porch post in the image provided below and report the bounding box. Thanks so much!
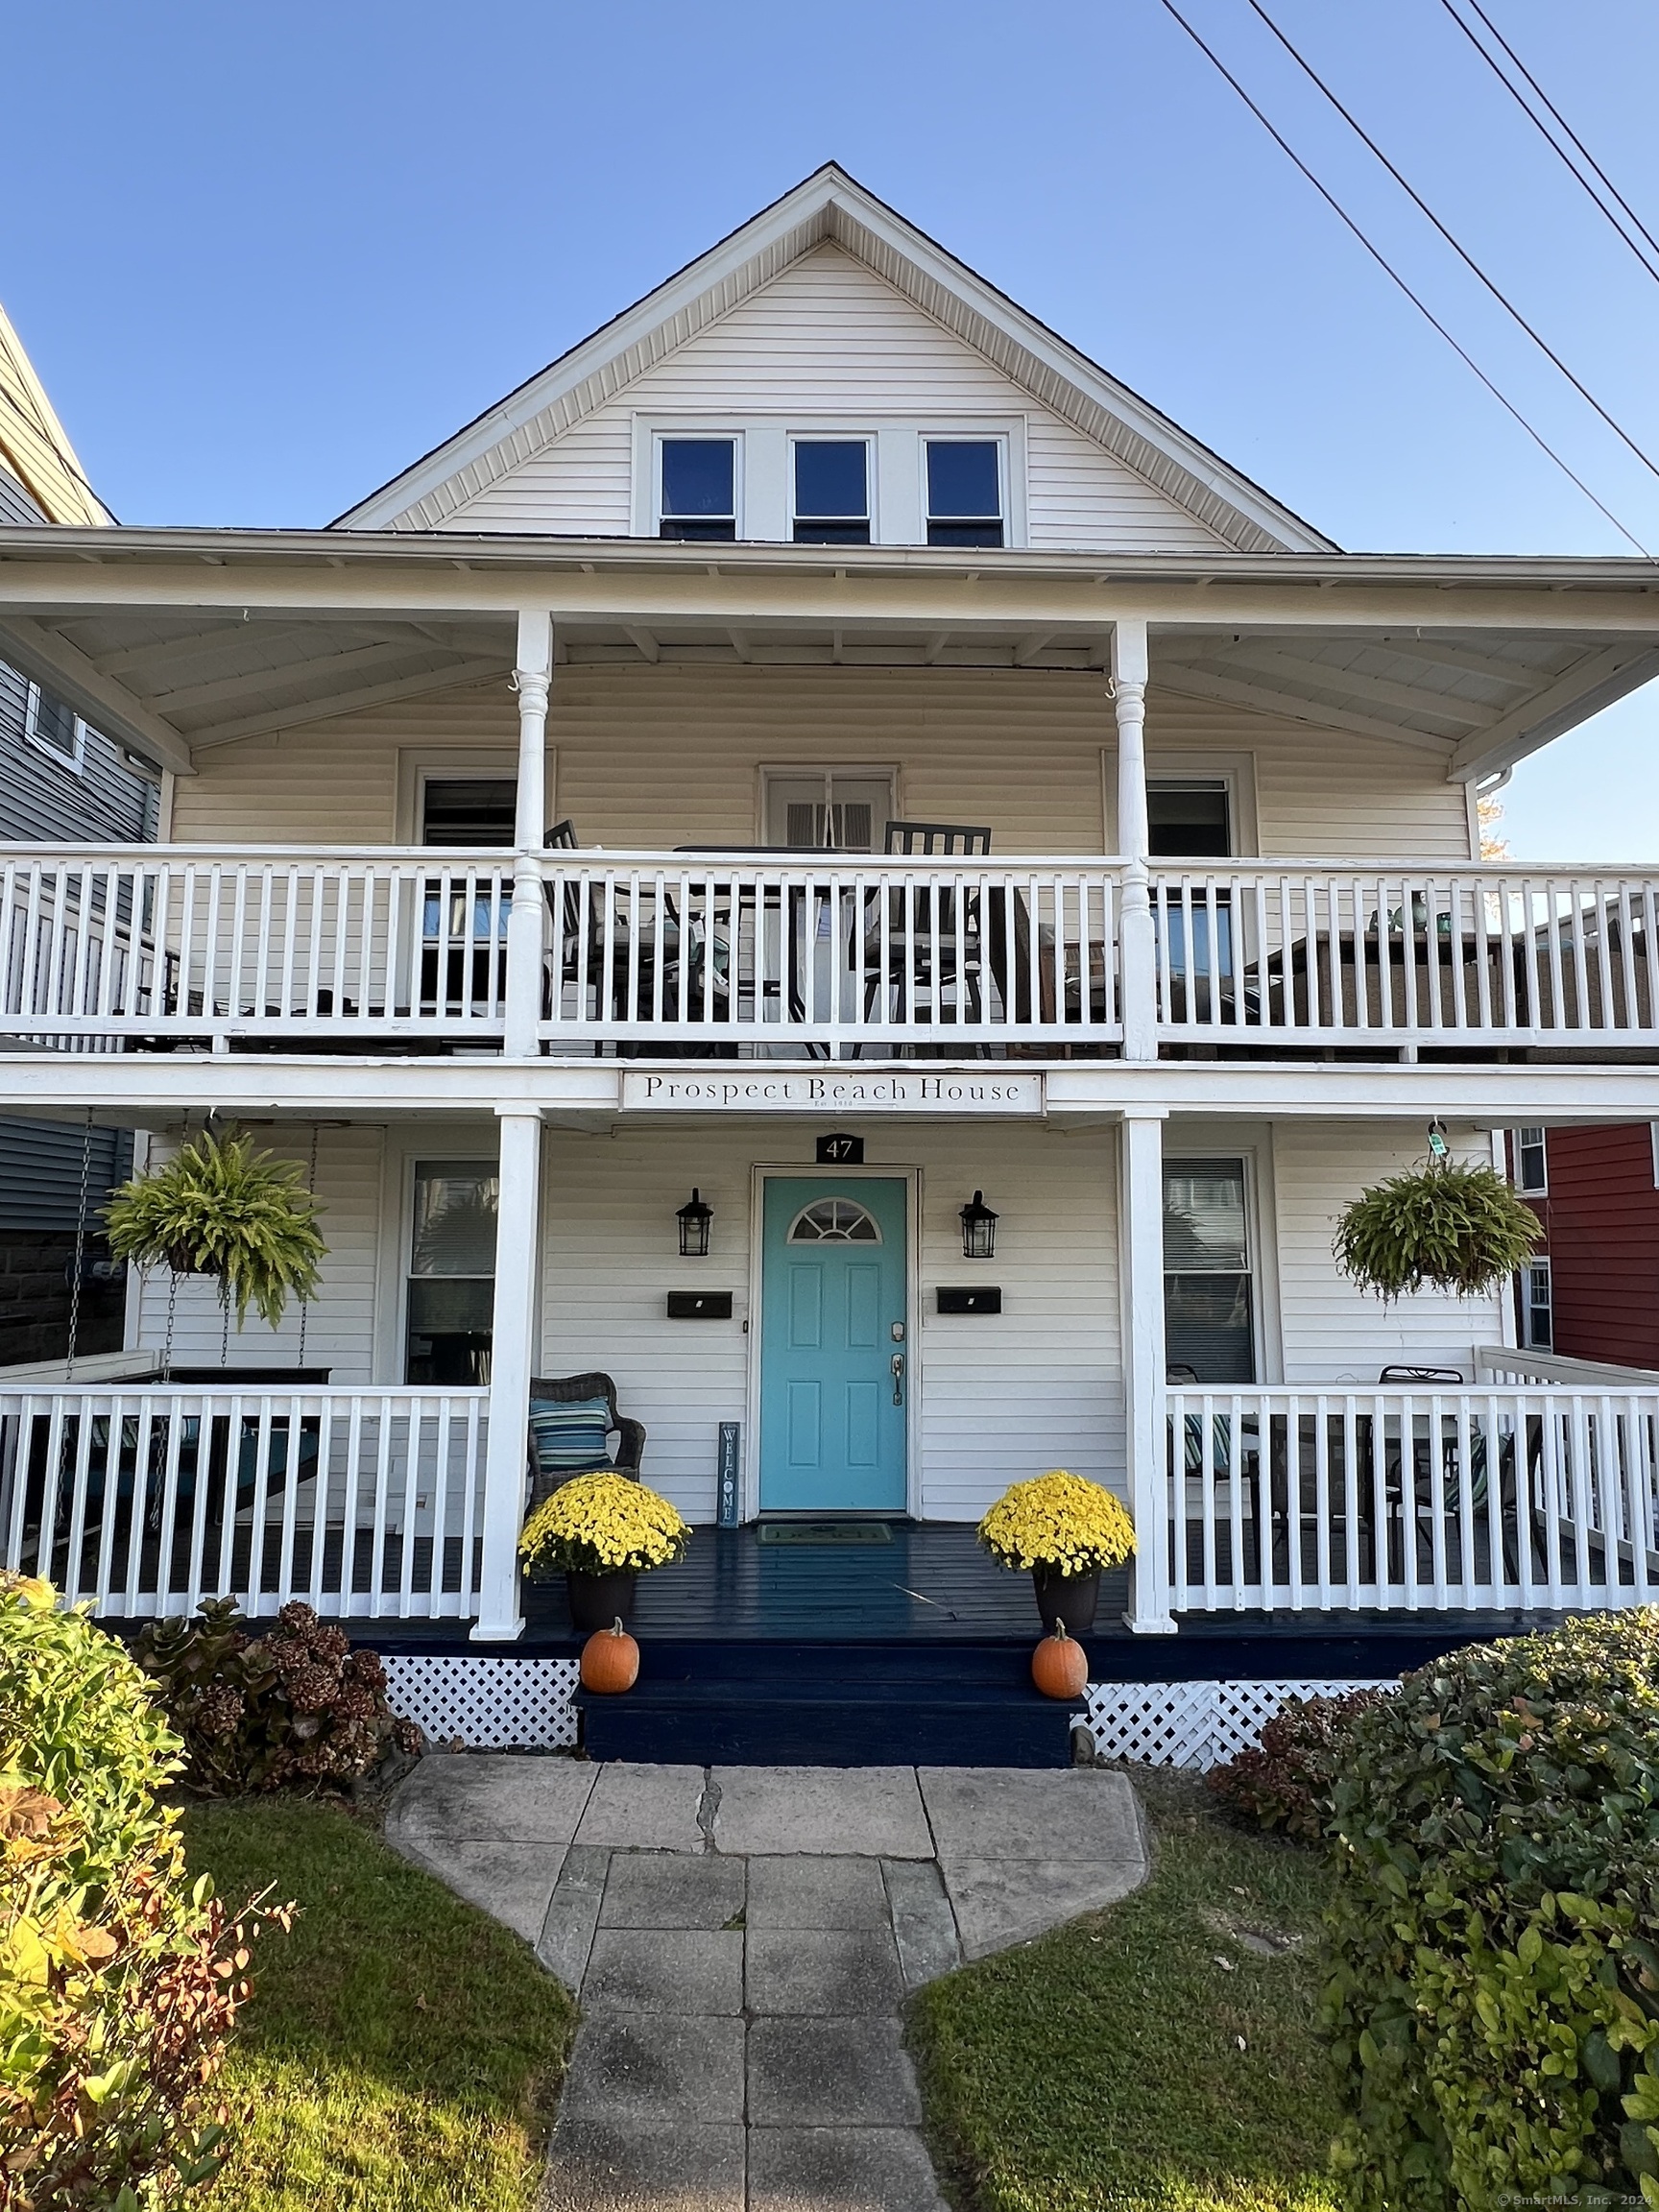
[504,608,552,1058]
[1113,619,1157,1065]
[471,1107,542,1641]
[1120,1107,1176,1632]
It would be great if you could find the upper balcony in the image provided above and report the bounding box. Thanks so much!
[0,843,1653,1067]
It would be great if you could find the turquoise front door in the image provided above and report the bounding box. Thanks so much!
[758,1177,908,1512]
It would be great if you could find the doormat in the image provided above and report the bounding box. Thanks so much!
[757,1522,895,1546]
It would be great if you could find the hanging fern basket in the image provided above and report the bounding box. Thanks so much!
[1334,1155,1541,1304]
[104,1125,326,1330]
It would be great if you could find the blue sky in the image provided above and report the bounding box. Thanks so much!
[4,0,1656,856]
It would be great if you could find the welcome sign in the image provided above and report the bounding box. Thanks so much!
[619,1070,1044,1115]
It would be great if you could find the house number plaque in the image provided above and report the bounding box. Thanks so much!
[815,1132,864,1164]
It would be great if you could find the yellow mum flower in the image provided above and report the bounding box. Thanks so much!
[519,1472,691,1576]
[977,1471,1136,1575]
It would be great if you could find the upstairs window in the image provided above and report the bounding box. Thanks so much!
[420,777,517,847]
[763,770,895,852]
[792,440,870,544]
[926,440,1003,548]
[659,438,736,541]
[1148,781,1233,857]
[24,681,84,772]
[1515,1126,1548,1195]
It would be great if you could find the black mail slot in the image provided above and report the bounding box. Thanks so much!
[667,1290,733,1320]
[936,1286,1002,1315]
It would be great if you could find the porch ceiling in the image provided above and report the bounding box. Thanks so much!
[1,527,1657,784]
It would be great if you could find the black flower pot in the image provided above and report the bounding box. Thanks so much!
[1031,1565,1100,1635]
[565,1570,637,1634]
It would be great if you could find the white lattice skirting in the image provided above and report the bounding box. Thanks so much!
[1082,1678,1395,1771]
[381,1656,1389,1767]
[382,1656,581,1750]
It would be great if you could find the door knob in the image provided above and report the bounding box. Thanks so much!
[891,1352,905,1406]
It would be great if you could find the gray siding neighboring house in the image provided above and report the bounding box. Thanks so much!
[0,653,157,1358]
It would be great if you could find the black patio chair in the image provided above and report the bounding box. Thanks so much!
[525,1370,646,1512]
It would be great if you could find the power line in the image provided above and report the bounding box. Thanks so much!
[1437,0,1659,287]
[1243,0,1659,489]
[1153,0,1650,553]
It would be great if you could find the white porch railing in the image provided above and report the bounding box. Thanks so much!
[0,1386,488,1619]
[0,849,511,1044]
[1150,865,1658,1049]
[541,853,1122,1048]
[1166,1384,1659,1614]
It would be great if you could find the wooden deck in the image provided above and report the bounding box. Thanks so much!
[354,1522,1569,1675]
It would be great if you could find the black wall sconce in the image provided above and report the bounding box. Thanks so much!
[959,1190,998,1261]
[676,1188,713,1258]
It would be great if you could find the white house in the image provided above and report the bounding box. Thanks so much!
[1,167,1655,1759]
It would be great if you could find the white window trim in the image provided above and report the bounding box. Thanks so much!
[1162,1134,1282,1387]
[1515,1125,1548,1197]
[757,763,900,848]
[643,426,746,541]
[923,430,1013,549]
[631,415,1026,546]
[373,1126,509,1384]
[24,681,86,775]
[1649,1122,1659,1190]
[1524,1256,1553,1350]
[1101,750,1262,858]
[394,748,526,844]
[788,432,875,543]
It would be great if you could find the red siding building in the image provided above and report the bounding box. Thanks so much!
[1510,1124,1659,1369]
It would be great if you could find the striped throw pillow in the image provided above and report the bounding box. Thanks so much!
[528,1398,613,1479]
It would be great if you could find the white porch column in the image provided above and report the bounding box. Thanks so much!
[1112,619,1157,1065]
[504,608,553,1058]
[471,1107,542,1641]
[1120,1108,1176,1632]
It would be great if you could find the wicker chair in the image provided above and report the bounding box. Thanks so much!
[525,1371,646,1510]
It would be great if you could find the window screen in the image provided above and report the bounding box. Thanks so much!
[421,779,517,847]
[660,439,736,541]
[1147,781,1232,857]
[406,1161,498,1385]
[1524,1259,1553,1350]
[765,773,893,852]
[1163,1157,1255,1383]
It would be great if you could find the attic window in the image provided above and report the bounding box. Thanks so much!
[660,439,736,541]
[793,440,870,544]
[926,440,1003,549]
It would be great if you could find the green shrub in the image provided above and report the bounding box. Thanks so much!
[1322,1611,1659,2209]
[134,1600,422,1797]
[0,1574,285,2209]
[1334,1157,1540,1302]
[1208,1688,1385,1844]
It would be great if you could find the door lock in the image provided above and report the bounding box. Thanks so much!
[891,1352,905,1406]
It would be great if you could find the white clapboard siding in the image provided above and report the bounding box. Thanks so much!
[1272,1123,1503,1382]
[539,1122,1120,1526]
[166,671,1472,862]
[132,1126,385,1382]
[437,246,1228,553]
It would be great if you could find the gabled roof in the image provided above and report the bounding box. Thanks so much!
[334,164,1335,555]
[0,302,112,529]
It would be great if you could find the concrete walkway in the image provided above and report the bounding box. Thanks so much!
[389,1758,1147,2212]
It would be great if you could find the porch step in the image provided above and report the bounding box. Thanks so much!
[574,1638,1077,1767]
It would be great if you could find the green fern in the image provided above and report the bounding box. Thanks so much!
[1334,1157,1541,1303]
[105,1127,325,1330]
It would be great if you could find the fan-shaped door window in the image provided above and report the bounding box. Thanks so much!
[788,1197,882,1244]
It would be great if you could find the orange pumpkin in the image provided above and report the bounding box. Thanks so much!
[1031,1622,1089,1700]
[581,1618,640,1695]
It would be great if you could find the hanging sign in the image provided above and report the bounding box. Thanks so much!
[816,1132,864,1164]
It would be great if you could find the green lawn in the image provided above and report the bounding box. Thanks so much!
[908,1774,1342,2212]
[183,1797,574,2212]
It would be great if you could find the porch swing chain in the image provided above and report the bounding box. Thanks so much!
[64,1107,95,1385]
[298,1123,320,1371]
